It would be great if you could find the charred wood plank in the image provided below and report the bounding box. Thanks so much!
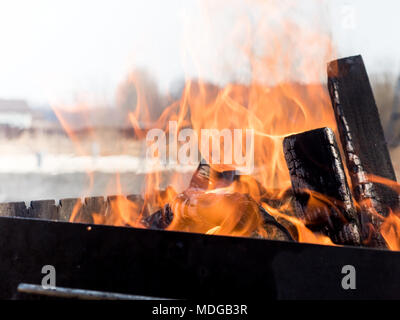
[0,195,144,224]
[80,196,106,223]
[327,55,398,211]
[141,187,177,218]
[106,195,126,216]
[190,160,273,203]
[0,202,28,218]
[259,206,294,241]
[145,161,293,241]
[143,203,173,230]
[28,200,58,220]
[328,55,399,246]
[106,195,130,225]
[189,160,238,190]
[58,198,82,222]
[143,194,293,241]
[126,194,144,209]
[283,127,361,245]
[107,195,144,209]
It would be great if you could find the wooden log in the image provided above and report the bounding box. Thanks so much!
[145,161,293,241]
[258,206,294,241]
[328,55,399,247]
[0,202,28,217]
[142,203,173,230]
[28,200,58,220]
[144,193,293,241]
[189,161,237,190]
[58,198,82,222]
[327,55,398,210]
[283,127,361,246]
[190,160,275,203]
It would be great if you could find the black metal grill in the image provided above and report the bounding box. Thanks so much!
[1,215,400,300]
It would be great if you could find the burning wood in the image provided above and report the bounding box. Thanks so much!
[143,203,173,230]
[1,54,400,251]
[328,55,399,247]
[188,161,238,191]
[59,198,81,222]
[144,162,293,241]
[283,127,361,245]
[145,191,292,241]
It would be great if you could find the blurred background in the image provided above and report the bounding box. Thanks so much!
[0,0,400,202]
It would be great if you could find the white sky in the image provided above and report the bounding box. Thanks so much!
[329,0,400,74]
[0,0,399,106]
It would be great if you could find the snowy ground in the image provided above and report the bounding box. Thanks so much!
[0,153,196,174]
[1,147,399,203]
[0,153,195,203]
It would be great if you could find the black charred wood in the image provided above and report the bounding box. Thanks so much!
[328,55,399,247]
[327,55,398,211]
[259,206,294,241]
[126,194,144,209]
[142,204,173,229]
[106,195,126,216]
[283,127,361,246]
[0,202,28,218]
[0,195,146,225]
[189,161,238,190]
[78,196,106,223]
[58,198,82,222]
[28,200,58,220]
[143,194,293,241]
[190,160,272,202]
[145,161,293,241]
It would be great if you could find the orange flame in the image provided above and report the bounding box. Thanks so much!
[49,0,400,249]
[381,212,400,251]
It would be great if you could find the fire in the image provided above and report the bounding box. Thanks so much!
[168,191,265,237]
[50,0,400,249]
[262,202,336,246]
[381,212,400,251]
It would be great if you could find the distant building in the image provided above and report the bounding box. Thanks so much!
[0,99,32,129]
